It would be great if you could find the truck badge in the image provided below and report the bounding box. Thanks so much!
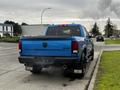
[43,42,48,48]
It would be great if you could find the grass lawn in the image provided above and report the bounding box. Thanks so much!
[0,36,19,43]
[94,51,120,90]
[105,39,120,44]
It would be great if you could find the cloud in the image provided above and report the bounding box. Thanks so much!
[110,2,120,17]
[98,0,112,10]
[0,0,120,23]
[97,0,120,18]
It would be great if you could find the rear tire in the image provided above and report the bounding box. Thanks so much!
[31,65,42,74]
[81,53,86,77]
[90,50,94,61]
[63,67,74,77]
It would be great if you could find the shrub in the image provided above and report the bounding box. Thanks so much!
[0,36,20,43]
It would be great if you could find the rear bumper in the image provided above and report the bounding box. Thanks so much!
[18,56,79,65]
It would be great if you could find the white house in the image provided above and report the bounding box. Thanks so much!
[21,24,48,36]
[0,23,13,37]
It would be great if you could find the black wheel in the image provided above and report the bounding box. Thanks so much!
[63,67,74,77]
[96,39,98,42]
[81,53,86,77]
[31,65,42,74]
[90,50,94,61]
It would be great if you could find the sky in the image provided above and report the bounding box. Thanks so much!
[0,0,120,24]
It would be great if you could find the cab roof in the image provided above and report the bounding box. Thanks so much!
[48,24,83,27]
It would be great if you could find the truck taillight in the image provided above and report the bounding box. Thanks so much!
[72,41,78,53]
[19,40,22,50]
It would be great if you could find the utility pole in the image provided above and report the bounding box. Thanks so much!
[41,8,51,24]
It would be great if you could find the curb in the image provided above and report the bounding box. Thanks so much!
[105,44,120,46]
[87,49,120,90]
[87,50,103,90]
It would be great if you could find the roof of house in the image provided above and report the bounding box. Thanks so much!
[21,24,49,26]
[0,23,13,26]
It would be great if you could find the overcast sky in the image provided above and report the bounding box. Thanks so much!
[0,0,120,24]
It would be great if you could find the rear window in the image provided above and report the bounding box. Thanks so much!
[46,26,80,36]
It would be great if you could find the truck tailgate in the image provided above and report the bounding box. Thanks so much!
[21,37,72,56]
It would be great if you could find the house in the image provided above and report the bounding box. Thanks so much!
[21,24,48,36]
[0,23,13,37]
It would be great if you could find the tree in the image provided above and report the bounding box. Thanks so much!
[4,20,22,36]
[21,22,28,25]
[104,18,116,37]
[13,23,22,36]
[90,22,101,37]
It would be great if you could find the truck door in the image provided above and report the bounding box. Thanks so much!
[81,27,92,56]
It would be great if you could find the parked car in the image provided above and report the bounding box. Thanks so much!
[96,35,104,42]
[18,24,94,77]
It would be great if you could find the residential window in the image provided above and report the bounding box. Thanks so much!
[0,26,2,31]
[2,26,4,31]
[6,26,8,31]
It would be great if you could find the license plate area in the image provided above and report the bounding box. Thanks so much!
[74,70,82,73]
[37,57,54,64]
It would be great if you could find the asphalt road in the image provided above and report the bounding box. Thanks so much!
[0,42,119,90]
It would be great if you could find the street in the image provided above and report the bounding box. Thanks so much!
[0,42,119,90]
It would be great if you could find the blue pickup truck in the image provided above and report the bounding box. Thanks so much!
[18,24,94,76]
